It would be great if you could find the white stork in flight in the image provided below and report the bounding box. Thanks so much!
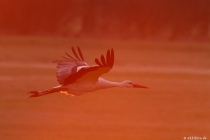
[28,47,148,98]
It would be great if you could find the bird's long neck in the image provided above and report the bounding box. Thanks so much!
[98,78,123,89]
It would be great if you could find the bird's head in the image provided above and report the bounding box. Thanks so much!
[121,80,148,88]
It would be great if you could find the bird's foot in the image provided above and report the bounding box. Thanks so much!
[28,90,41,98]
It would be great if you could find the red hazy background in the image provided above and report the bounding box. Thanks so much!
[0,0,210,41]
[0,1,210,140]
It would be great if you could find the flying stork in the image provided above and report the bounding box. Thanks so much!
[28,47,148,98]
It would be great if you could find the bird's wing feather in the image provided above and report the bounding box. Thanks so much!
[63,49,114,85]
[53,46,88,85]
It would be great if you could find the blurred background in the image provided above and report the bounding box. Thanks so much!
[0,0,210,41]
[0,1,210,140]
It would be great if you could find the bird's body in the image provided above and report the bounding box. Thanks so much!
[28,47,148,98]
[61,78,119,95]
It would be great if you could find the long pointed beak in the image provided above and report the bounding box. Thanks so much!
[133,84,148,88]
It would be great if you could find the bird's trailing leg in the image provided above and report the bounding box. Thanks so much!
[28,87,68,98]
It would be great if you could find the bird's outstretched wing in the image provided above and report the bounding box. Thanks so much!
[62,49,114,85]
[53,46,88,85]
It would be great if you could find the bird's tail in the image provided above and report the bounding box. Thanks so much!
[28,86,67,98]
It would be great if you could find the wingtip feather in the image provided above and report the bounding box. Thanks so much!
[110,49,114,67]
[65,52,77,61]
[106,49,111,66]
[77,46,84,61]
[95,48,114,67]
[72,47,81,61]
[100,55,106,66]
[95,58,103,66]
